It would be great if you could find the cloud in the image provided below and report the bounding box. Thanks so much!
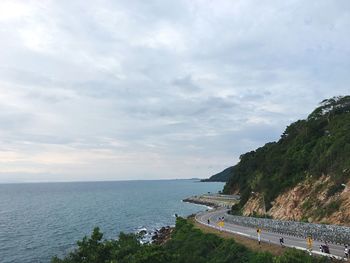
[172,75,200,93]
[0,0,349,182]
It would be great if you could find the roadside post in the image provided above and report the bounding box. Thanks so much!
[217,219,224,231]
[306,236,313,255]
[257,228,261,245]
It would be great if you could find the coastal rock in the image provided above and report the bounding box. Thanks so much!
[139,230,147,236]
[152,226,173,245]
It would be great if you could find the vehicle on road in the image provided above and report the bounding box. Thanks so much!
[319,244,330,254]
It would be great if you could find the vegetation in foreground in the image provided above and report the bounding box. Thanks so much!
[52,218,331,263]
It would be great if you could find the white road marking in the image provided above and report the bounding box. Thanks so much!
[195,209,346,261]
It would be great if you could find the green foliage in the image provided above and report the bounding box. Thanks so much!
[273,249,329,263]
[326,184,344,197]
[223,96,350,212]
[249,252,273,263]
[53,218,331,263]
[301,199,313,211]
[201,166,234,182]
[323,200,341,217]
[229,203,243,215]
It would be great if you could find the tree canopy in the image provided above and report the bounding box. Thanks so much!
[52,218,329,263]
[223,96,350,211]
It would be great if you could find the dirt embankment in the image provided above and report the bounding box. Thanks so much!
[242,176,350,226]
[242,195,266,216]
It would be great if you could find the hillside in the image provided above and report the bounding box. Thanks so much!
[223,96,350,225]
[201,166,233,182]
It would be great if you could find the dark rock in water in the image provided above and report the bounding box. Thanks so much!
[139,230,147,236]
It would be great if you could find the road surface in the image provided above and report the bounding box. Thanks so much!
[195,208,348,261]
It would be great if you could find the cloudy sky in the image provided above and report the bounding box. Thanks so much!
[0,0,349,182]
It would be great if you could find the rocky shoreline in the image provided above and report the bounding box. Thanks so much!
[138,226,174,245]
[139,194,239,245]
[152,226,174,245]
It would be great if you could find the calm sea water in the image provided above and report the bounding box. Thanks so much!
[0,180,223,263]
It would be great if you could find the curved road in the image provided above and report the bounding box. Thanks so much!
[195,208,348,261]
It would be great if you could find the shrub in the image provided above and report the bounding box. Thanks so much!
[53,218,331,263]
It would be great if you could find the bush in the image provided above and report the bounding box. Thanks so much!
[53,218,331,263]
[324,200,341,216]
[326,184,344,197]
[273,249,329,263]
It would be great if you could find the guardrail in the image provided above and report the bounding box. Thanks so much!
[194,211,346,261]
[224,214,350,245]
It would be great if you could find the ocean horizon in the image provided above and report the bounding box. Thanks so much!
[0,177,205,184]
[0,179,223,263]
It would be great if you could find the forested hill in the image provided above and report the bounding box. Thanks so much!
[201,166,233,182]
[223,96,350,224]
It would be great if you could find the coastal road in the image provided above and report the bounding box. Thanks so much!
[195,209,348,261]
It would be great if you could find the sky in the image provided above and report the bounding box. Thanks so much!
[0,0,349,183]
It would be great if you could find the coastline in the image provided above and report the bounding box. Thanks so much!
[151,198,218,245]
[182,198,217,209]
[1,180,224,263]
[183,193,239,209]
[149,198,218,244]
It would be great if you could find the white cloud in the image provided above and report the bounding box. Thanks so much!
[0,0,349,182]
[0,1,33,21]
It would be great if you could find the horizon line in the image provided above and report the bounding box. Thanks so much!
[0,177,216,185]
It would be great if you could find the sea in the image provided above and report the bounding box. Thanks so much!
[0,179,224,263]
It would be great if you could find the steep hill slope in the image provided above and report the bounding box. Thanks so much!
[201,166,234,182]
[223,96,350,225]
